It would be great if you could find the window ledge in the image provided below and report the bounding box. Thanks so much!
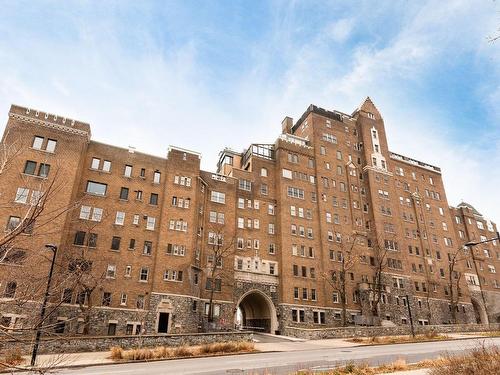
[21,173,48,180]
[85,192,107,198]
[89,168,111,174]
[30,147,55,154]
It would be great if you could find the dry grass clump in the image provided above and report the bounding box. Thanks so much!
[109,346,124,360]
[0,348,24,367]
[296,359,412,375]
[477,330,500,337]
[199,341,255,354]
[109,341,255,361]
[428,344,500,375]
[173,346,195,358]
[349,332,449,345]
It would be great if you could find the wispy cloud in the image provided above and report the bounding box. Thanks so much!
[0,0,498,220]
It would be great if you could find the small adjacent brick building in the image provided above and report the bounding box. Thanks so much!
[0,98,499,336]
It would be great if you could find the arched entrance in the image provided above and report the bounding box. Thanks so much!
[235,290,278,334]
[471,298,488,324]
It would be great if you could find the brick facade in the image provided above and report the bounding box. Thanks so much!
[0,99,499,337]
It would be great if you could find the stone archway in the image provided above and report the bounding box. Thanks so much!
[235,290,278,334]
[471,298,488,324]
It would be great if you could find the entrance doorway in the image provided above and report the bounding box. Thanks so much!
[235,290,278,334]
[158,312,169,333]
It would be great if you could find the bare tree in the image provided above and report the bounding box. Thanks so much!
[203,224,235,328]
[322,233,363,326]
[0,136,103,371]
[446,246,465,324]
[369,237,391,322]
[60,214,108,335]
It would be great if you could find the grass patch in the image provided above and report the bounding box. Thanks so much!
[296,358,419,374]
[427,344,500,375]
[348,331,449,345]
[109,341,256,361]
[475,330,500,337]
[0,348,25,368]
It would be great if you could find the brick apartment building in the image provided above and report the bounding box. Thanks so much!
[0,98,499,336]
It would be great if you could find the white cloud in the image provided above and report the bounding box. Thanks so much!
[326,18,355,43]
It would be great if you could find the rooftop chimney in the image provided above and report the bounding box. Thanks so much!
[281,116,293,134]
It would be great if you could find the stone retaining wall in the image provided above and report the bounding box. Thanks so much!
[282,323,500,340]
[0,331,253,355]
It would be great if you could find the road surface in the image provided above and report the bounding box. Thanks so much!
[55,337,500,375]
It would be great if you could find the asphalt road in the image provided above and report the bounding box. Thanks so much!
[57,337,500,375]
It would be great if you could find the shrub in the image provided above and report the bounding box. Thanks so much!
[109,346,123,360]
[1,348,24,367]
[173,346,194,357]
[429,344,500,375]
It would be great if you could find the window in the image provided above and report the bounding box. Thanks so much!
[73,231,86,246]
[38,163,50,177]
[111,236,121,250]
[268,223,275,235]
[139,267,149,281]
[261,168,268,177]
[14,187,29,204]
[287,153,299,163]
[102,160,111,172]
[211,191,225,204]
[205,278,222,292]
[45,138,57,152]
[133,214,140,225]
[149,193,159,205]
[4,281,17,298]
[102,292,112,306]
[106,264,116,279]
[119,187,129,200]
[115,211,125,225]
[24,160,37,175]
[119,293,128,306]
[143,241,153,255]
[239,179,252,191]
[86,181,107,196]
[146,216,156,230]
[287,186,304,199]
[124,165,132,177]
[32,136,44,149]
[91,158,100,169]
[153,171,161,184]
[282,169,293,179]
[261,184,268,195]
[87,233,98,248]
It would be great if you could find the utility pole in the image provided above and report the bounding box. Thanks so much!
[406,295,416,338]
[31,244,58,367]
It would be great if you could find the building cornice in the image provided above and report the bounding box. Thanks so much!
[9,112,90,141]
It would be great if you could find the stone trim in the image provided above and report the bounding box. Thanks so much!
[9,112,90,140]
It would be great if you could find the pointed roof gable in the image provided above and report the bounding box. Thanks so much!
[352,96,382,120]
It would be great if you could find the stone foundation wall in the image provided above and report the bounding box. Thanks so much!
[282,323,500,340]
[0,331,253,355]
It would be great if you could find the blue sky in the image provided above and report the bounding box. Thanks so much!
[0,0,499,221]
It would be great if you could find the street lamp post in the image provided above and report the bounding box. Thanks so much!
[30,244,58,367]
